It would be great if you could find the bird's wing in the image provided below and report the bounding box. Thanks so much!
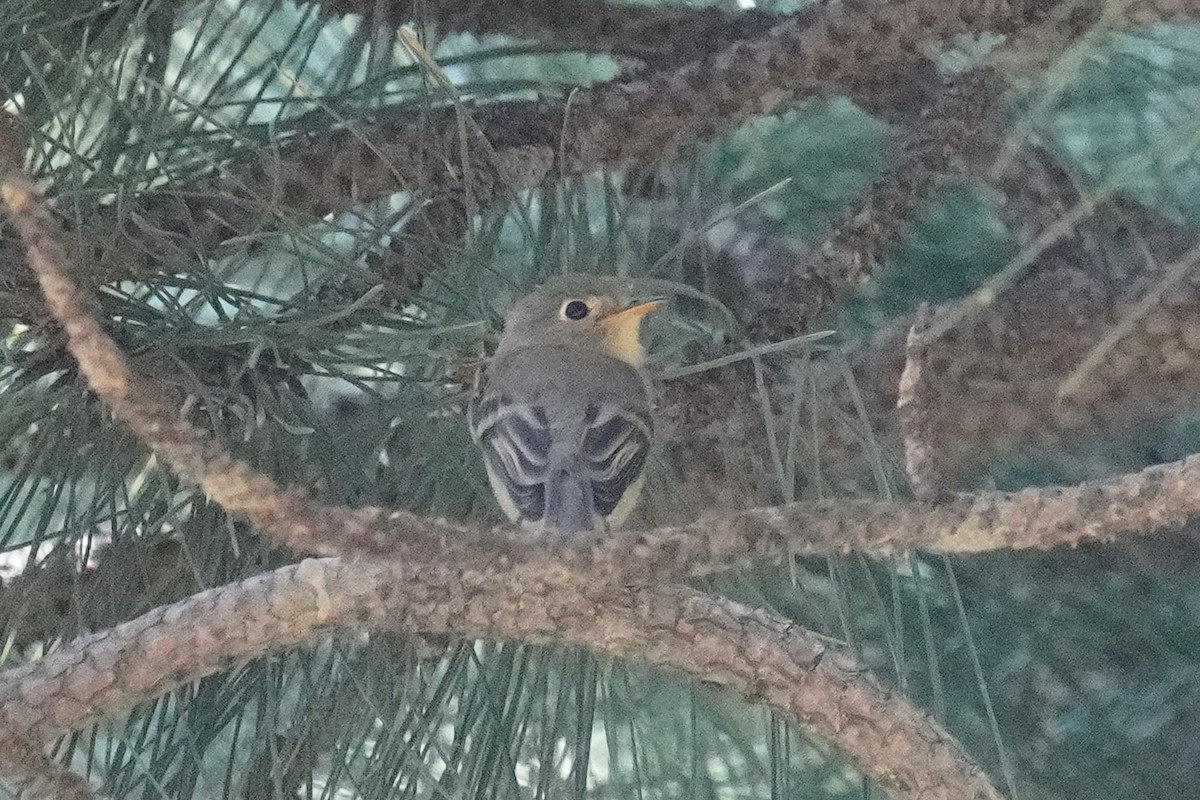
[580,403,652,517]
[470,393,652,526]
[469,394,551,522]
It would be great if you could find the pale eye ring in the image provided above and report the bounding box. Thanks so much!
[562,299,590,321]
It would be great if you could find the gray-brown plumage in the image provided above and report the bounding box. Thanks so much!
[469,276,661,535]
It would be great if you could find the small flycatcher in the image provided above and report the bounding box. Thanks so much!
[469,276,661,535]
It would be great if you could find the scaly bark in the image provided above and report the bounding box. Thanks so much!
[310,0,786,67]
[0,557,1005,800]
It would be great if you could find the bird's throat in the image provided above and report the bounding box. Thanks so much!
[602,318,647,367]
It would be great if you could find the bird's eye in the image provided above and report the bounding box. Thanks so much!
[562,299,590,321]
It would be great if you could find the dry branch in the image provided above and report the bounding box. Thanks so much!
[0,556,1004,800]
[898,304,943,498]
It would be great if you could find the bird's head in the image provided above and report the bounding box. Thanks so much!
[498,276,663,367]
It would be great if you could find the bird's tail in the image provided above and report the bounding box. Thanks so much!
[543,467,596,535]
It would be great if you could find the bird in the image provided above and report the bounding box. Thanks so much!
[469,275,662,535]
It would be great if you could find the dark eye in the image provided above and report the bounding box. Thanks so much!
[563,300,590,321]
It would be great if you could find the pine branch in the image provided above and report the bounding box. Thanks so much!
[667,68,1085,494]
[4,0,1194,323]
[5,0,1152,316]
[30,154,1200,566]
[0,556,1005,800]
[851,199,1200,489]
[314,0,787,67]
[748,68,1011,341]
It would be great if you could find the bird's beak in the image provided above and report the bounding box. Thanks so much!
[602,298,663,326]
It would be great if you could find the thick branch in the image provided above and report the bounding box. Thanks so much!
[314,0,785,66]
[0,557,1003,800]
[587,451,1200,574]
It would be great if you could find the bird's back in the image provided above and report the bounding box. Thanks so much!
[470,344,653,534]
